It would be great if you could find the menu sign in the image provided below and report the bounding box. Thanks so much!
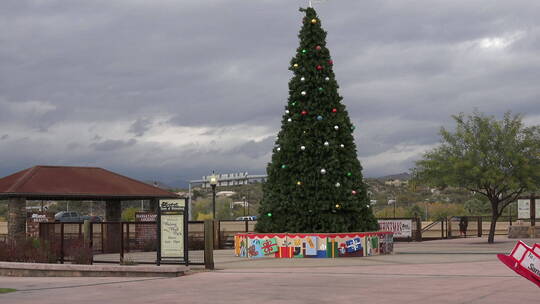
[159,199,186,260]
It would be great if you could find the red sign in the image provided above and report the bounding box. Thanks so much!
[498,241,540,288]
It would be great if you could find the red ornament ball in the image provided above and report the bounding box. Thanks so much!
[328,60,333,65]
[352,190,357,195]
[316,65,323,70]
[301,110,308,115]
[315,45,322,51]
[332,108,337,113]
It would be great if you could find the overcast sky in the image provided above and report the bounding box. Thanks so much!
[1,0,539,186]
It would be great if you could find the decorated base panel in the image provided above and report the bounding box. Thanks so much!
[234,232,393,258]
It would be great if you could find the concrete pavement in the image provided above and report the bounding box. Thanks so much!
[1,236,538,303]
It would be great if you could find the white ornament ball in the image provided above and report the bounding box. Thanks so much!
[340,144,345,148]
[285,110,290,114]
[320,168,326,174]
[300,145,306,151]
[334,125,339,130]
[300,77,305,81]
[325,77,330,81]
[287,118,292,122]
[301,91,307,96]
[335,182,341,187]
[277,147,281,151]
[324,141,329,146]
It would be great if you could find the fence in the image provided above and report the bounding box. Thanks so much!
[215,216,533,245]
[38,221,209,266]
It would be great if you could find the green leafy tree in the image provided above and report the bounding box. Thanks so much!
[256,7,378,233]
[414,111,540,243]
[464,197,491,215]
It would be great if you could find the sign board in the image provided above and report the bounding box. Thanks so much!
[135,212,157,222]
[377,219,412,238]
[498,241,540,288]
[157,198,188,265]
[517,199,540,219]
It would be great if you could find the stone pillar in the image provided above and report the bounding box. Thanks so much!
[105,200,122,222]
[104,200,122,253]
[149,199,159,213]
[8,197,26,242]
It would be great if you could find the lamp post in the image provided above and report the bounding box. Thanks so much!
[209,172,218,219]
[388,199,396,218]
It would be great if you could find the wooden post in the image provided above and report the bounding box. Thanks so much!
[447,217,452,238]
[531,195,536,227]
[440,219,445,239]
[101,222,105,253]
[120,222,124,264]
[83,220,91,247]
[204,220,214,270]
[530,194,536,238]
[126,223,130,253]
[60,223,65,264]
[415,216,422,242]
[477,216,482,237]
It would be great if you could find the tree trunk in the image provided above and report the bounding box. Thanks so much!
[488,202,499,244]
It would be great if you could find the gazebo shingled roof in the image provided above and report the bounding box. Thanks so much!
[0,165,178,200]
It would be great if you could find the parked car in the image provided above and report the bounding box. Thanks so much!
[235,216,257,221]
[54,211,102,222]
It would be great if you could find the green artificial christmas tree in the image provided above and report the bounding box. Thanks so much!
[256,7,379,233]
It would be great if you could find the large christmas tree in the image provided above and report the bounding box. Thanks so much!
[256,7,378,233]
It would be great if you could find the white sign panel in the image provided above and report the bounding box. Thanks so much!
[159,199,185,258]
[517,199,540,219]
[377,219,412,238]
[519,251,540,279]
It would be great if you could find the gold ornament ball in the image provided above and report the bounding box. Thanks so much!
[297,181,302,185]
[335,204,341,209]
[293,63,299,68]
[311,18,317,24]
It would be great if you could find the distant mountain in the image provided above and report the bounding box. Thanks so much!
[376,172,411,181]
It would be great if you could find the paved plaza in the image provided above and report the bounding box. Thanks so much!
[1,237,538,303]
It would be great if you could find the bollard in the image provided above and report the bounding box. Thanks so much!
[204,220,215,270]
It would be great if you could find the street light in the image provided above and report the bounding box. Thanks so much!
[209,171,218,219]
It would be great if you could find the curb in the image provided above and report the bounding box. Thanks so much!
[0,262,188,277]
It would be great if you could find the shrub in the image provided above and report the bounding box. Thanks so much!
[64,238,93,264]
[0,238,59,263]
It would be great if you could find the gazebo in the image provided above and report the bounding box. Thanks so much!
[0,165,179,241]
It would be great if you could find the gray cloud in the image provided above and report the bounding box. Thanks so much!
[1,0,539,184]
[91,139,137,152]
[128,117,152,137]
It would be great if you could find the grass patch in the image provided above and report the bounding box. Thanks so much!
[0,288,16,294]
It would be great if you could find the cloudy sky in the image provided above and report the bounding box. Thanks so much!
[1,0,539,186]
